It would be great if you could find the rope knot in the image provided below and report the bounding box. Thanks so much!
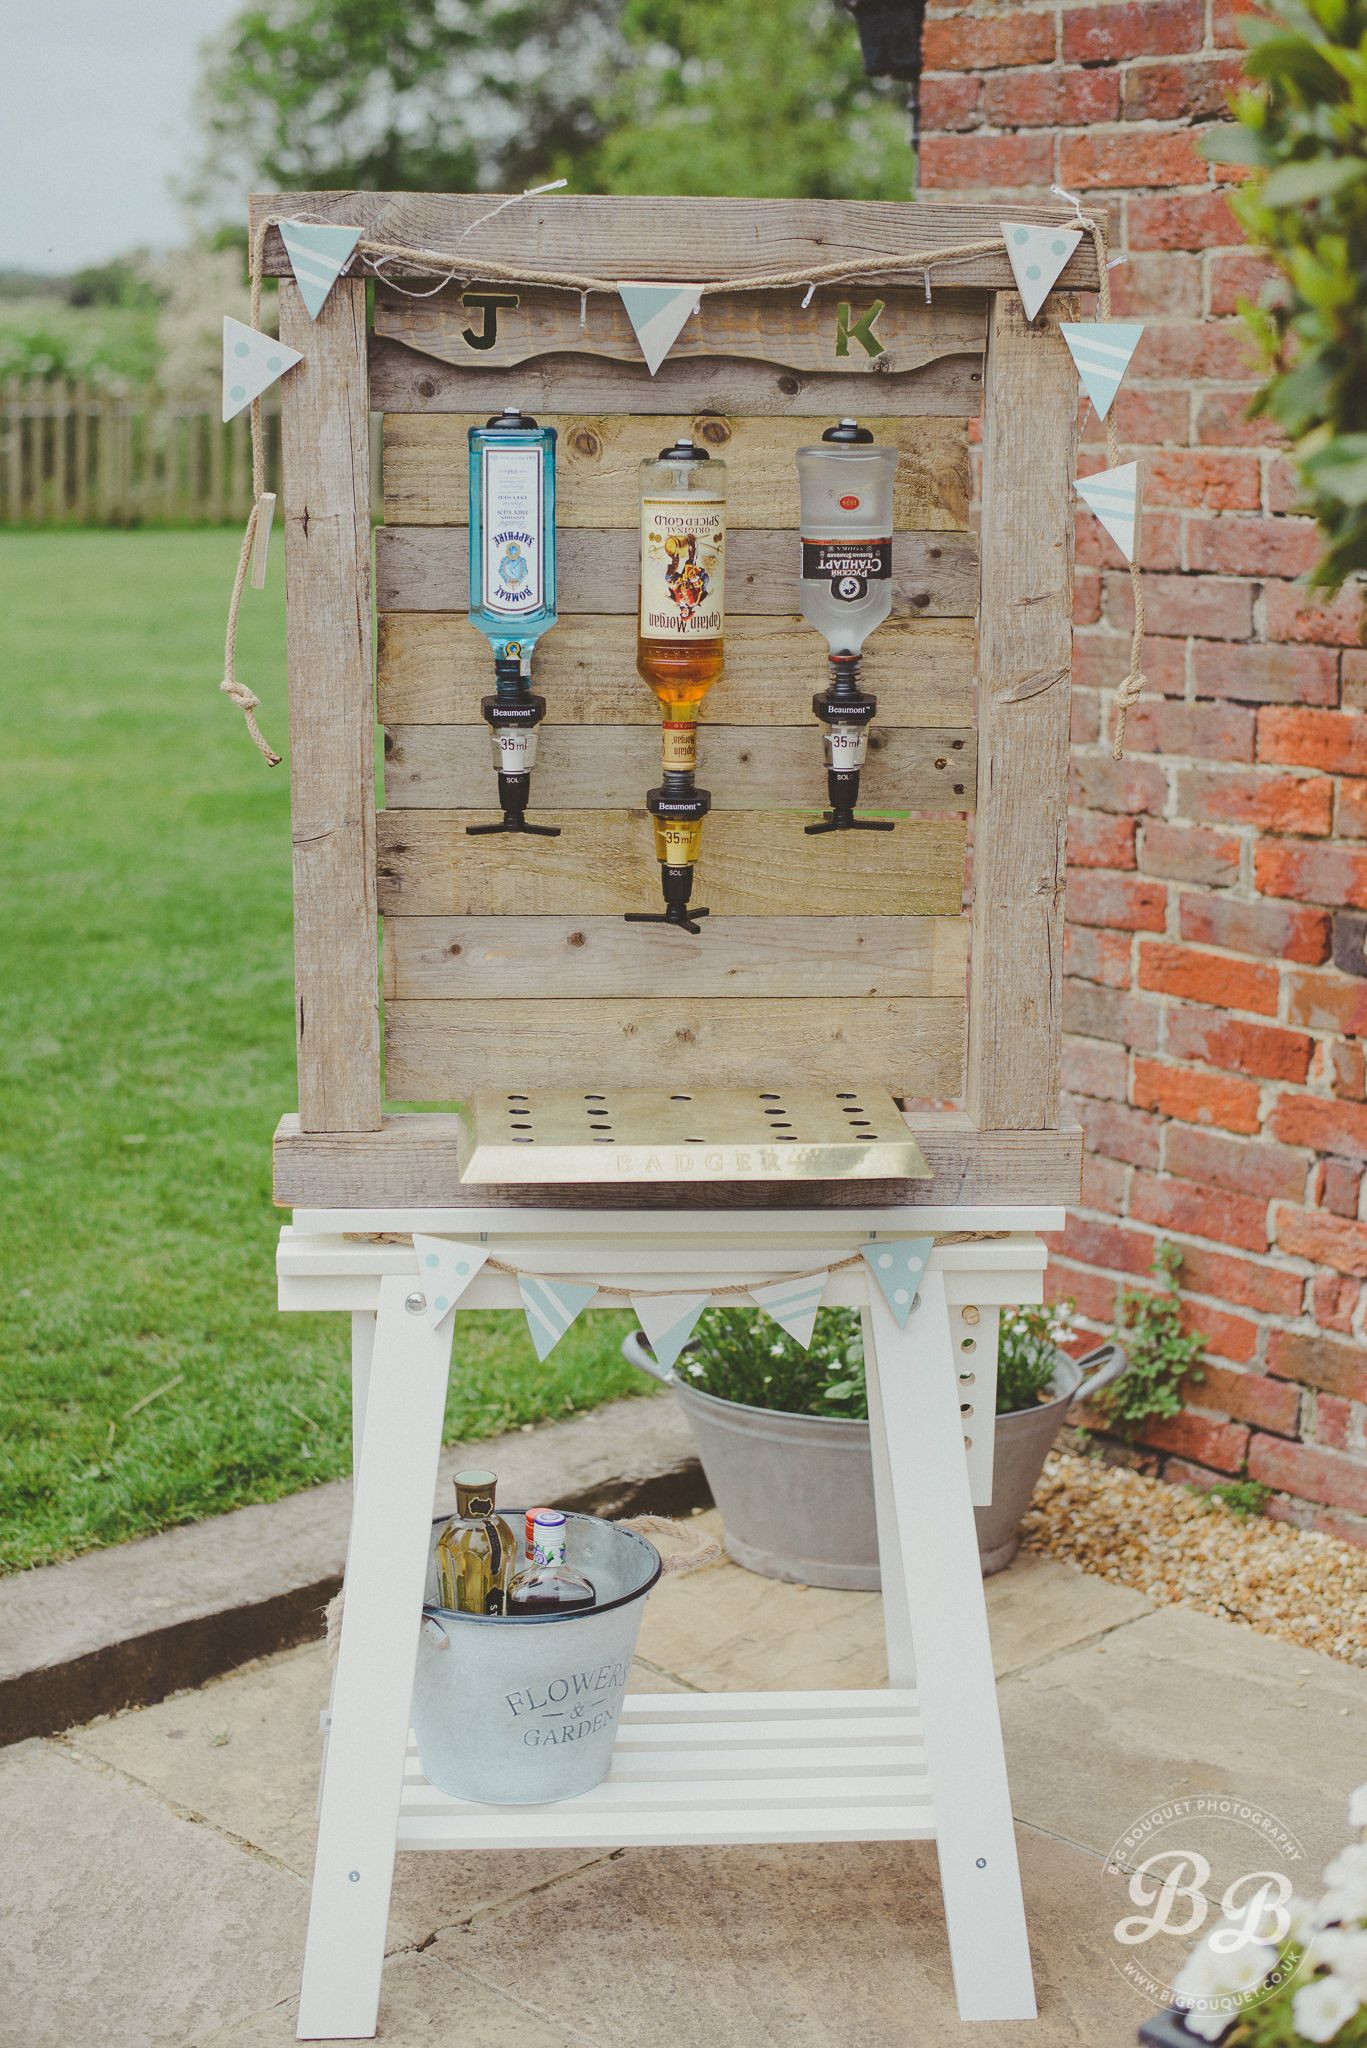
[220,675,282,767]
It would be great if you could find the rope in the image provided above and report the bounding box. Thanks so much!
[222,205,1144,765]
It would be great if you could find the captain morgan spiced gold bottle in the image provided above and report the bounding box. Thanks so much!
[629,440,726,932]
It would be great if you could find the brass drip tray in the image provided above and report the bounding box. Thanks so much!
[455,1087,932,1185]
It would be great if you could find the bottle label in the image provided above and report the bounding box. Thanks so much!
[640,496,725,640]
[482,445,544,616]
[493,726,538,773]
[532,1534,568,1568]
[661,720,698,774]
[824,726,868,771]
[801,537,892,604]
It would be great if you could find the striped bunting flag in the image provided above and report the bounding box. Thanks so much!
[618,281,704,375]
[631,1292,712,1376]
[749,1271,830,1350]
[1061,321,1145,422]
[1076,460,1140,563]
[519,1274,599,1362]
[410,1236,491,1330]
[1001,221,1082,322]
[222,316,303,422]
[860,1237,934,1329]
[279,219,363,320]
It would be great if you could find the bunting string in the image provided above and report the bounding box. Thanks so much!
[344,1229,1006,1299]
[220,207,1143,767]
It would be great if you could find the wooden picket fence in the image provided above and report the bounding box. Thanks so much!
[0,380,382,526]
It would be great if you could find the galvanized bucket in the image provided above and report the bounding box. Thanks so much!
[411,1511,662,1805]
[622,1332,1128,1584]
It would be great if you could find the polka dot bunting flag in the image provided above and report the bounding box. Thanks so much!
[221,315,303,423]
[410,1234,492,1330]
[1000,221,1083,323]
[859,1237,935,1330]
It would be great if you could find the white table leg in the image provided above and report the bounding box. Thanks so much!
[861,1303,916,1689]
[350,1309,377,1466]
[297,1277,455,2040]
[865,1273,1036,2023]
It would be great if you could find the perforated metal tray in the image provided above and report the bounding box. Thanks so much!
[454,1087,933,1184]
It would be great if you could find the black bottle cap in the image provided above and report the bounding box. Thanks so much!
[485,406,538,428]
[821,418,874,443]
[656,437,710,462]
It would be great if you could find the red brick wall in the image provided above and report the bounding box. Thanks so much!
[920,0,1367,1541]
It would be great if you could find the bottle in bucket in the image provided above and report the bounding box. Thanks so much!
[507,1510,596,1615]
[436,1470,517,1615]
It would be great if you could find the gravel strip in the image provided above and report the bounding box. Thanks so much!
[1021,1449,1367,1667]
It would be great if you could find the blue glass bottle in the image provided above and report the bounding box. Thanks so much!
[466,407,559,837]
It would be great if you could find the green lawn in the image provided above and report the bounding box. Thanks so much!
[0,530,646,1573]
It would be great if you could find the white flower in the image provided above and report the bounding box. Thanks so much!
[1180,2011,1238,2045]
[769,1341,786,1357]
[1288,1897,1321,1947]
[1174,1932,1277,2015]
[1313,1930,1367,2001]
[1319,1842,1367,1926]
[685,1361,704,1378]
[1349,1781,1367,1831]
[1293,1972,1361,2044]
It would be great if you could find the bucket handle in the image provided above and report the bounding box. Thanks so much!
[1072,1340,1129,1400]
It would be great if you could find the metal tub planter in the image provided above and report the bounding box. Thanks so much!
[623,1332,1127,1586]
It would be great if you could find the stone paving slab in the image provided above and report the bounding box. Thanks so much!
[1001,1601,1367,1887]
[11,1528,1367,2047]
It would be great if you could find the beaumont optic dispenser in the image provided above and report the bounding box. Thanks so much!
[795,419,899,836]
[467,406,559,837]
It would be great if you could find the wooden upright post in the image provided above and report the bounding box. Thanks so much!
[278,275,382,1132]
[966,291,1078,1133]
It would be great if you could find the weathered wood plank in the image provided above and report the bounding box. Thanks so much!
[966,293,1077,1133]
[376,283,984,380]
[370,337,985,421]
[250,193,1102,291]
[278,277,381,1132]
[376,811,966,918]
[383,412,969,531]
[383,724,975,813]
[385,997,965,1102]
[272,1112,1083,1210]
[383,915,968,1002]
[376,526,978,616]
[378,614,976,728]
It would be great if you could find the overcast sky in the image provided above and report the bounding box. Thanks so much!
[3,0,244,273]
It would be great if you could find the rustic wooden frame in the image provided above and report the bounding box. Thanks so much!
[255,193,1095,1210]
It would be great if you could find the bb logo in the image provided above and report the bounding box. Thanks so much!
[839,494,861,510]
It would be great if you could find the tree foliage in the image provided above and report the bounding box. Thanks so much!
[194,0,908,211]
[1204,0,1367,591]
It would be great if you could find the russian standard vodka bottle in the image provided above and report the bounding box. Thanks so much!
[795,420,899,835]
[436,1469,517,1615]
[466,406,559,836]
[506,1511,596,1615]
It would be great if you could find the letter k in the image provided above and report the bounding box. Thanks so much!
[835,300,886,359]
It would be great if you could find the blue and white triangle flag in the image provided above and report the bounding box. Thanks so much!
[631,1292,711,1376]
[749,1271,829,1351]
[1001,221,1082,322]
[1077,460,1140,563]
[222,315,303,422]
[519,1274,599,1362]
[280,219,363,320]
[1061,321,1144,421]
[860,1237,934,1329]
[618,281,704,375]
[411,1235,491,1330]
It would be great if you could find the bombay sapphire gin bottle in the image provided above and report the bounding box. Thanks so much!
[466,407,559,836]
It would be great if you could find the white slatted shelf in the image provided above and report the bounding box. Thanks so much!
[396,1689,934,1851]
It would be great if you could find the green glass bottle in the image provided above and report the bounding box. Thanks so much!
[436,1469,517,1615]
